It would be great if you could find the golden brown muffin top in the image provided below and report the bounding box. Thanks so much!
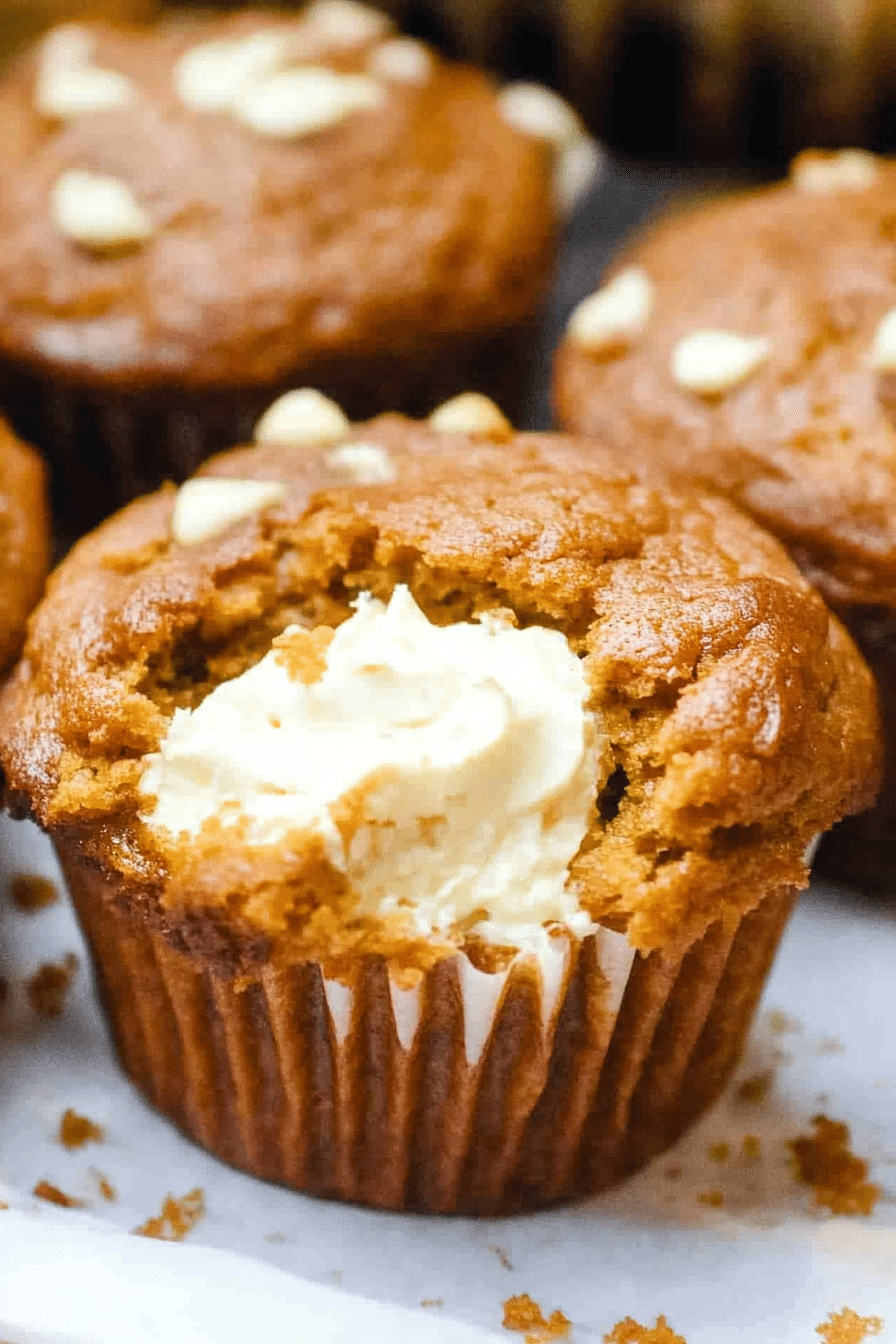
[0,403,880,970]
[0,417,49,672]
[555,151,896,611]
[0,7,556,388]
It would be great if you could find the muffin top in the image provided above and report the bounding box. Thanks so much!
[555,150,896,610]
[0,392,879,971]
[0,417,49,671]
[0,3,585,388]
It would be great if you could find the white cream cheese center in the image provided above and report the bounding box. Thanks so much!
[141,586,604,947]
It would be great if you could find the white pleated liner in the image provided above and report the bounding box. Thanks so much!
[321,927,637,1068]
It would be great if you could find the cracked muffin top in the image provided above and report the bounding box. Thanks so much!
[555,150,896,611]
[0,416,49,671]
[0,394,880,972]
[0,3,575,388]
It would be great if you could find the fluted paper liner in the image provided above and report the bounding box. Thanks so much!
[57,843,796,1215]
[0,321,537,535]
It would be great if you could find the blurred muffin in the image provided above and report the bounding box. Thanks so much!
[158,0,896,157]
[0,388,878,1212]
[0,417,50,673]
[0,4,597,532]
[555,148,896,892]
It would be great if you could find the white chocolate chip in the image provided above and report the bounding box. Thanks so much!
[172,478,287,546]
[671,330,771,396]
[429,393,512,438]
[325,441,397,483]
[174,31,290,112]
[554,135,603,214]
[497,82,583,151]
[234,67,384,139]
[303,0,393,47]
[254,388,350,446]
[368,37,433,85]
[567,267,653,353]
[871,307,896,371]
[791,149,880,194]
[40,24,94,73]
[51,171,154,252]
[36,64,135,118]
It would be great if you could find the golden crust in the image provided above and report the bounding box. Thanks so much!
[0,416,49,672]
[555,162,896,610]
[0,419,881,963]
[0,11,555,389]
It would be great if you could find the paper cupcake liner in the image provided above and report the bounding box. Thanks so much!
[816,607,896,894]
[58,843,796,1214]
[0,321,537,537]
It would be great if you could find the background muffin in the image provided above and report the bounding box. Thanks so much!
[0,5,595,530]
[555,149,896,892]
[0,416,49,673]
[0,390,878,1213]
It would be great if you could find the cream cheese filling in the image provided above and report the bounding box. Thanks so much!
[140,587,608,948]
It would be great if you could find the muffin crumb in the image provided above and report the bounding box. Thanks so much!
[604,1316,687,1344]
[816,1309,884,1344]
[503,1294,571,1342]
[491,1244,513,1270]
[33,1179,84,1208]
[742,1135,762,1160]
[421,1299,444,1308]
[9,873,58,911]
[134,1188,206,1240]
[698,1190,725,1208]
[737,1072,773,1105]
[58,1108,104,1150]
[709,1142,730,1162]
[94,1172,116,1202]
[768,1009,801,1034]
[27,954,78,1017]
[790,1116,881,1215]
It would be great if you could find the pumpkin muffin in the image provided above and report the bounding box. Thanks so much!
[0,388,879,1213]
[0,417,50,673]
[555,149,896,893]
[0,3,597,531]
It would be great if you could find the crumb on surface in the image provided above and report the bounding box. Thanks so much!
[604,1316,688,1344]
[9,873,58,912]
[422,1299,444,1308]
[491,1244,513,1270]
[742,1135,762,1160]
[737,1072,773,1104]
[58,1108,104,1150]
[768,1009,801,1034]
[33,1179,84,1209]
[503,1293,571,1343]
[817,1038,845,1055]
[664,1165,683,1181]
[698,1190,725,1208]
[27,954,78,1017]
[816,1308,884,1344]
[709,1142,730,1162]
[264,1231,286,1243]
[790,1116,881,1216]
[94,1172,116,1202]
[134,1188,205,1241]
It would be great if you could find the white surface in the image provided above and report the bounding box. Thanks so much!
[2,812,896,1340]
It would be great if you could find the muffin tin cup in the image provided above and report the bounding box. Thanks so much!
[0,321,537,538]
[58,842,796,1214]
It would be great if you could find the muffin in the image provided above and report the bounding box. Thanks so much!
[0,4,597,532]
[0,388,878,1213]
[0,417,50,673]
[554,149,896,892]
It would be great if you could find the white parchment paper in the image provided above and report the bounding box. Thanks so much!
[2,811,896,1342]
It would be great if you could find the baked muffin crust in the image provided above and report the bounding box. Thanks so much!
[0,9,555,390]
[0,410,878,969]
[555,153,896,611]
